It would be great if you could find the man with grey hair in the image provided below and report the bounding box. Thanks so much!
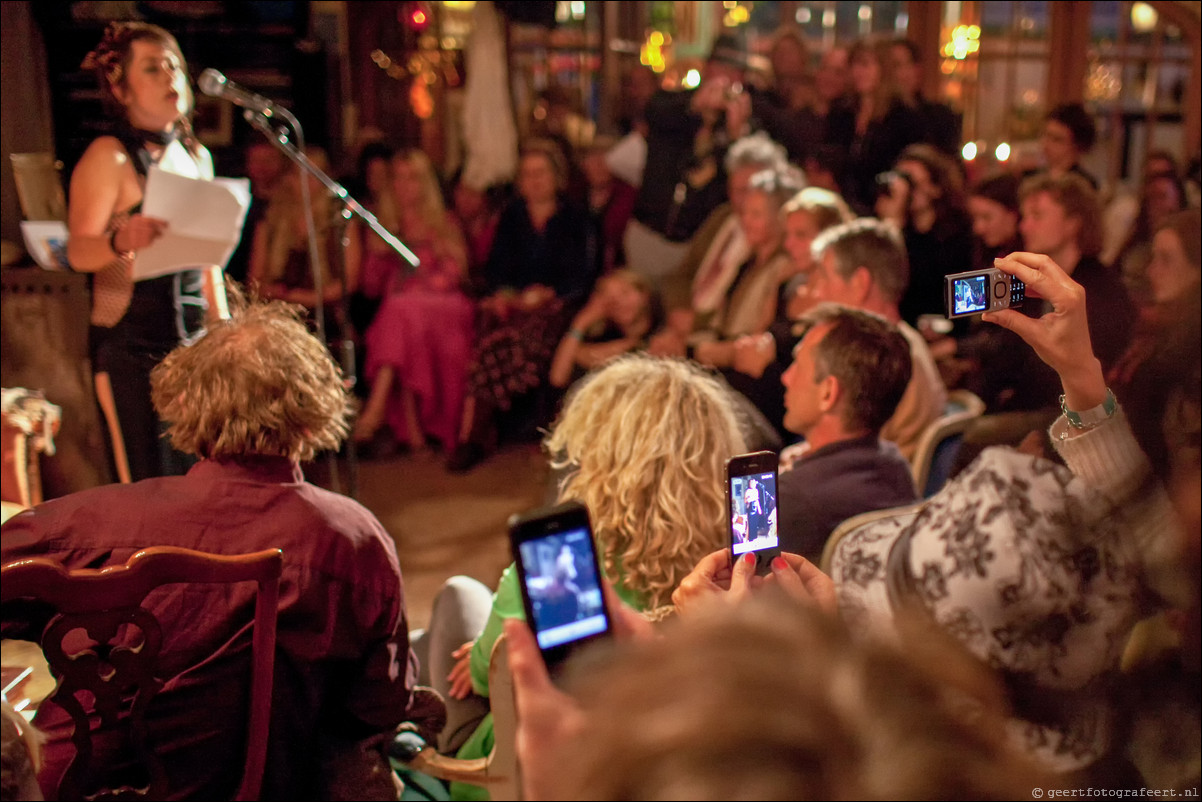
[649,131,792,356]
[801,218,946,461]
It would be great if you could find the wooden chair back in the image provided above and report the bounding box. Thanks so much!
[0,546,283,801]
[407,634,520,797]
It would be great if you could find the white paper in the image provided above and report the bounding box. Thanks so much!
[20,221,70,270]
[134,166,251,281]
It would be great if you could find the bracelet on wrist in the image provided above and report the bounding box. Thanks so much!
[1060,388,1117,430]
[567,328,585,342]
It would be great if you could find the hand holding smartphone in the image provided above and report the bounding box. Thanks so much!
[509,501,613,678]
[726,451,781,575]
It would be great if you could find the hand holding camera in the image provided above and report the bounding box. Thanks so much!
[982,252,1106,412]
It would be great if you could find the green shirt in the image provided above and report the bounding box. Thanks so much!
[450,561,644,800]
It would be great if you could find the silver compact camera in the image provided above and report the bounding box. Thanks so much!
[945,267,1026,319]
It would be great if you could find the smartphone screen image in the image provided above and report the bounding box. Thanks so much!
[730,471,780,558]
[510,502,612,672]
[951,275,988,316]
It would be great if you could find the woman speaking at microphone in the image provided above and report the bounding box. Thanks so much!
[69,22,228,482]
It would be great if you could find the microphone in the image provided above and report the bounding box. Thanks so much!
[198,68,277,115]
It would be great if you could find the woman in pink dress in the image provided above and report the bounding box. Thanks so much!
[353,149,475,452]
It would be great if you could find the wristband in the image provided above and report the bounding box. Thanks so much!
[109,229,134,260]
[1061,388,1117,430]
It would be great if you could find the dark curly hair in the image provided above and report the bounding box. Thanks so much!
[81,21,200,155]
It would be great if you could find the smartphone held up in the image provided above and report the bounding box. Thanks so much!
[508,501,613,677]
[726,451,781,575]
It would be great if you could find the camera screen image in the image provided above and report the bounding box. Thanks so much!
[952,275,989,315]
[517,528,608,650]
[730,471,779,556]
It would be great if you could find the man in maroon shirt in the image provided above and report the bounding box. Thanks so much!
[2,301,441,800]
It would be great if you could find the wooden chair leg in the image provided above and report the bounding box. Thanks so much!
[93,372,131,484]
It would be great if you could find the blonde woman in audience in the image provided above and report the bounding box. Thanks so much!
[420,354,747,799]
[247,145,361,343]
[779,186,855,319]
[689,167,800,371]
[352,149,474,453]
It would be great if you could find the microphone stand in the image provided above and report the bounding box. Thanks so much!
[242,109,419,499]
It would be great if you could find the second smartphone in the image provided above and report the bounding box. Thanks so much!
[726,451,781,575]
[508,500,613,677]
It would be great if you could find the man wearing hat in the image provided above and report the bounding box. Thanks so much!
[624,34,781,290]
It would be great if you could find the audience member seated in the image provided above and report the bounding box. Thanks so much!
[247,145,361,346]
[1025,103,1099,189]
[344,141,396,337]
[1109,208,1201,479]
[226,140,288,285]
[888,38,962,157]
[777,189,853,311]
[448,172,504,296]
[967,172,1023,270]
[877,144,974,329]
[689,168,799,381]
[548,270,662,391]
[824,36,923,214]
[724,186,855,438]
[776,304,918,563]
[652,132,789,356]
[1100,149,1181,269]
[422,355,746,798]
[1018,172,1134,374]
[448,140,598,472]
[951,172,1135,464]
[505,592,1050,801]
[800,219,947,462]
[1110,167,1188,307]
[1,297,441,800]
[579,136,637,273]
[353,149,475,455]
[673,250,1192,789]
[934,172,1036,408]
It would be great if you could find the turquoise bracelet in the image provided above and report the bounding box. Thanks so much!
[1061,388,1117,429]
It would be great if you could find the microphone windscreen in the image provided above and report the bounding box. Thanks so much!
[198,68,226,98]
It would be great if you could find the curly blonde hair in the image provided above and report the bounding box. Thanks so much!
[379,149,467,266]
[150,295,351,461]
[544,354,747,609]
